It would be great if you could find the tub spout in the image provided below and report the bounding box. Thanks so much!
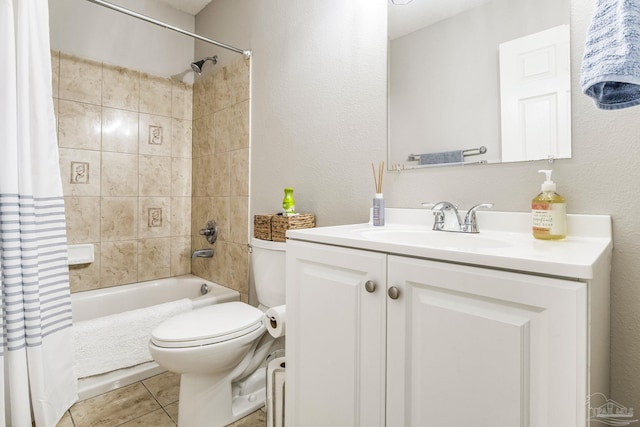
[192,249,214,258]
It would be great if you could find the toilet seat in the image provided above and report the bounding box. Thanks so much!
[151,302,265,348]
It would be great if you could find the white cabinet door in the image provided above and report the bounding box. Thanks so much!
[387,255,587,427]
[286,240,387,427]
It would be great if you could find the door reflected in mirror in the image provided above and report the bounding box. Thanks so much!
[388,0,571,170]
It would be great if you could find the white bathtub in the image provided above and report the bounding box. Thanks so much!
[71,274,239,400]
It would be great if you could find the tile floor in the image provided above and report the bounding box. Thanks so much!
[55,372,266,427]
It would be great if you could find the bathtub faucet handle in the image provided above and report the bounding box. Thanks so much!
[199,220,218,244]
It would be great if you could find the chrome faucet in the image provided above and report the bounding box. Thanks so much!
[192,249,214,258]
[422,202,493,233]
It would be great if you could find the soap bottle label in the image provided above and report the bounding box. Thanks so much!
[532,202,566,236]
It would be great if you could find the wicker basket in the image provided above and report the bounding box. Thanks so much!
[254,214,275,241]
[271,214,315,242]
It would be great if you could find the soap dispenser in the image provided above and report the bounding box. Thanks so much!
[532,170,567,240]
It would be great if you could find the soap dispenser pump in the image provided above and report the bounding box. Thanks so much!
[532,169,567,240]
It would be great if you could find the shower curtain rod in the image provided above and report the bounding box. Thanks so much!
[84,0,251,58]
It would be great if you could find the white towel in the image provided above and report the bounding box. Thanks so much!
[581,0,640,109]
[72,298,193,378]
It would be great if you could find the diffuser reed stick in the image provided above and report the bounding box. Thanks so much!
[372,161,385,226]
[372,161,384,193]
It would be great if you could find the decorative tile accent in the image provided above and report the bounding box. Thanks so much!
[59,148,101,197]
[148,208,163,227]
[139,197,171,239]
[139,114,172,156]
[149,125,163,145]
[70,161,90,184]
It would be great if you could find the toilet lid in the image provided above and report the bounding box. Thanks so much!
[151,302,264,348]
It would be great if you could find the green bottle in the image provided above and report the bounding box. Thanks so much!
[283,188,295,216]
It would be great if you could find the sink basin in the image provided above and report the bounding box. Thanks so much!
[355,228,513,250]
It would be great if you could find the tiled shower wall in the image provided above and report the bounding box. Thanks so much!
[53,51,251,298]
[52,51,194,292]
[190,59,251,302]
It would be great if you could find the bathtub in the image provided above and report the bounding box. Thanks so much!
[71,274,239,400]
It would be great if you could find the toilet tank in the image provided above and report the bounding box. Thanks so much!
[250,237,286,308]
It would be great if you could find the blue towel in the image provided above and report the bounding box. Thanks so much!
[581,0,640,110]
[419,150,464,165]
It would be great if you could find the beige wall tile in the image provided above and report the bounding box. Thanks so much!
[229,197,248,244]
[192,116,210,159]
[68,245,100,292]
[172,157,192,197]
[100,240,138,287]
[192,79,205,121]
[59,148,101,197]
[139,155,171,197]
[101,197,138,241]
[213,58,250,113]
[65,196,101,243]
[101,152,138,196]
[191,197,213,237]
[230,148,249,196]
[215,101,249,153]
[211,196,230,243]
[212,152,230,196]
[204,240,229,284]
[139,114,172,157]
[172,80,193,120]
[140,73,172,117]
[172,118,192,159]
[228,242,249,294]
[102,107,139,153]
[51,50,59,98]
[59,53,102,105]
[57,100,101,150]
[192,155,214,197]
[102,64,140,111]
[138,238,171,281]
[171,235,191,276]
[171,196,191,237]
[203,73,216,116]
[139,197,171,238]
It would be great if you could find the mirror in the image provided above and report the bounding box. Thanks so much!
[388,0,571,170]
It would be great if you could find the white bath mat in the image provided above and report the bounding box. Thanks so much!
[72,298,193,378]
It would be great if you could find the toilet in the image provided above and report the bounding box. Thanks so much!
[149,238,286,427]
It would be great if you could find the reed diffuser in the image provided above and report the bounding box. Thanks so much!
[372,161,385,226]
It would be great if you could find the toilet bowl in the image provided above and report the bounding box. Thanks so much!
[149,238,286,427]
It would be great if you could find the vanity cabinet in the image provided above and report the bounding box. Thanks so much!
[286,238,604,427]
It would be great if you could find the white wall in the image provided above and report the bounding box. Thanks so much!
[196,0,388,224]
[49,0,195,81]
[198,0,639,413]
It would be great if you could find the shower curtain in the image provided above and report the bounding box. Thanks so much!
[0,0,78,426]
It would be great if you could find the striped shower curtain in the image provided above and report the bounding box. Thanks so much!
[0,0,78,426]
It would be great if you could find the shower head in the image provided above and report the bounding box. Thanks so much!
[191,56,218,74]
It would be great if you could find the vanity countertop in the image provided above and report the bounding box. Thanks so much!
[286,209,612,280]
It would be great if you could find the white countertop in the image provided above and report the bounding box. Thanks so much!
[286,209,612,280]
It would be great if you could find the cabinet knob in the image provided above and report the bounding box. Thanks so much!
[388,286,400,300]
[365,280,377,293]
